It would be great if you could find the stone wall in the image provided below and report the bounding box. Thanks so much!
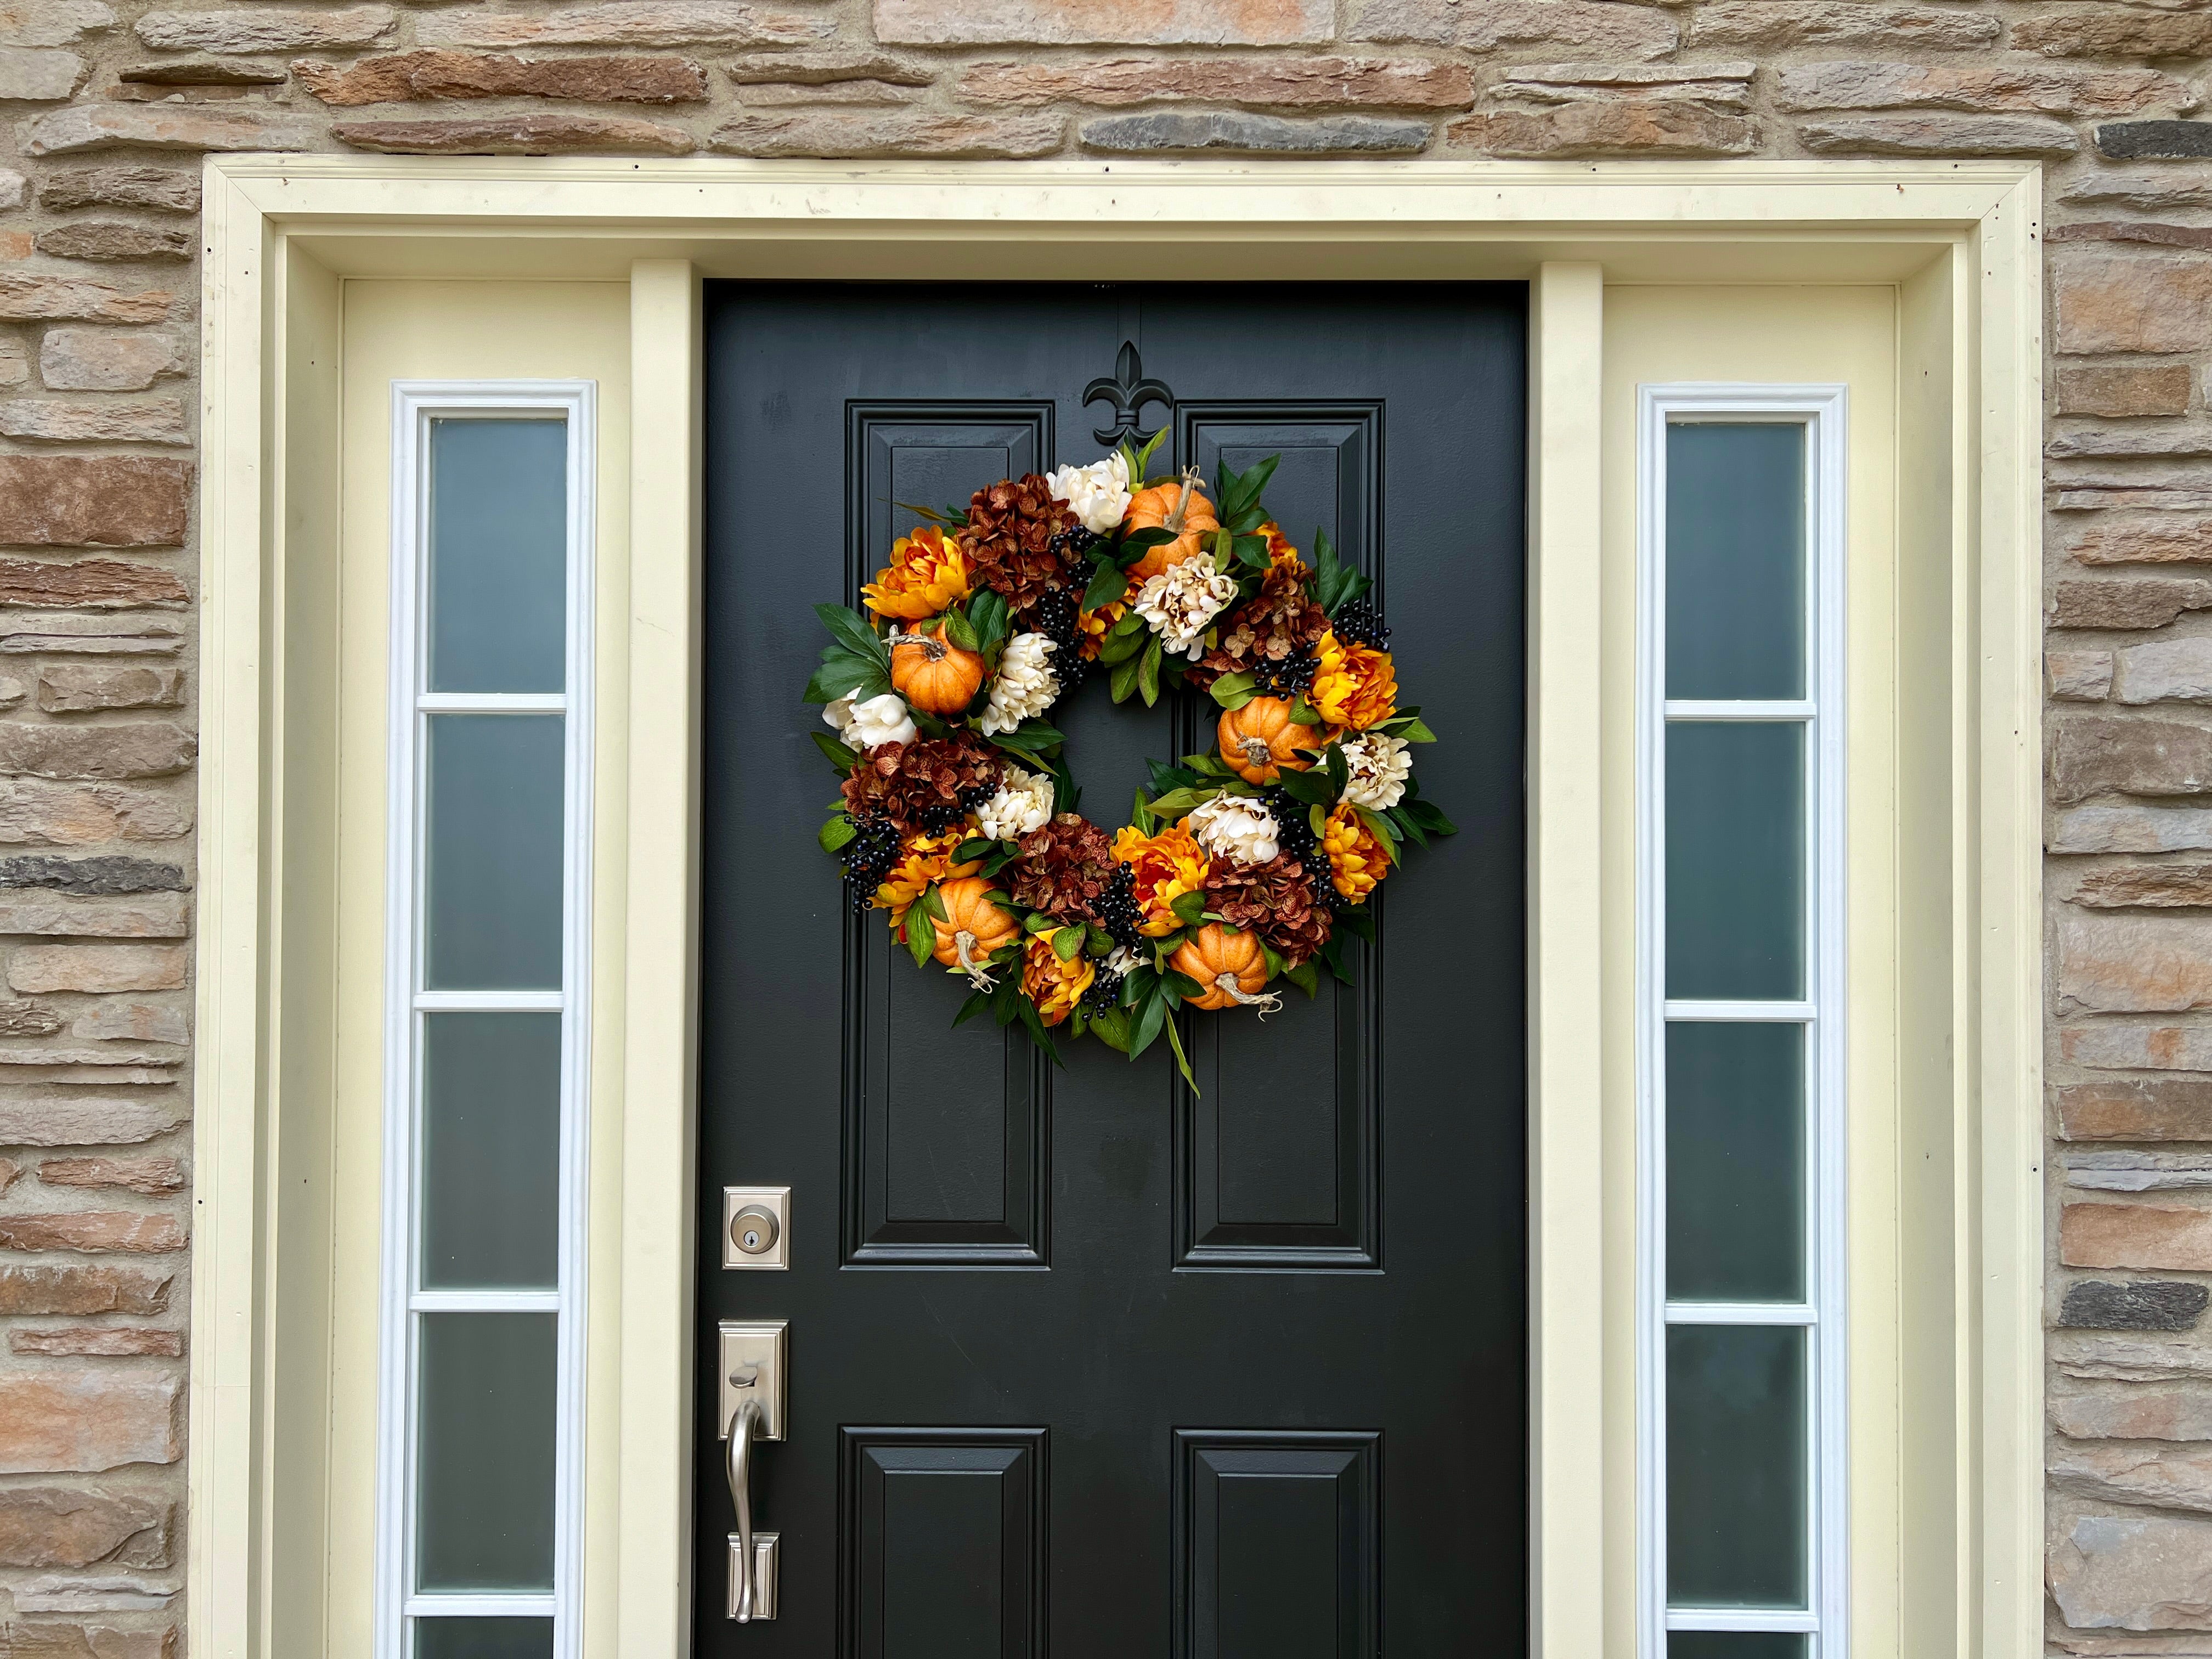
[4,0,2211,1647]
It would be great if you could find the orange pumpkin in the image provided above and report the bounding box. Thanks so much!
[1217,697,1314,785]
[888,621,985,716]
[930,877,1020,977]
[1171,923,1272,1011]
[1124,472,1221,580]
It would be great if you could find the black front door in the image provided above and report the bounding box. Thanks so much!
[698,282,1527,1656]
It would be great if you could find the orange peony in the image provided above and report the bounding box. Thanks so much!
[1111,823,1211,936]
[874,830,983,930]
[1258,522,1305,575]
[1322,805,1390,904]
[862,525,970,621]
[1310,628,1398,732]
[1021,928,1095,1025]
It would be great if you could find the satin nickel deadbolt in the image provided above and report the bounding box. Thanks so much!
[721,1186,789,1269]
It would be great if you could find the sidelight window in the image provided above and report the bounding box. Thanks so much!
[1637,389,1847,1659]
[378,386,595,1659]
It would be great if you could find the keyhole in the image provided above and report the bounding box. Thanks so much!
[742,1228,763,1250]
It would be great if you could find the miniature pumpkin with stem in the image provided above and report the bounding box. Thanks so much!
[1171,923,1277,1012]
[1217,696,1314,785]
[888,620,985,716]
[1124,469,1221,580]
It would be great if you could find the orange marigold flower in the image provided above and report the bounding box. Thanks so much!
[1258,521,1306,577]
[1110,823,1211,936]
[862,525,970,621]
[1310,628,1398,732]
[1021,928,1095,1026]
[1322,805,1390,904]
[875,830,983,930]
[1078,599,1128,660]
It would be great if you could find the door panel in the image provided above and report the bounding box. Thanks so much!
[699,282,1527,1656]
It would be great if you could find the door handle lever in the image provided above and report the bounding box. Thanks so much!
[726,1395,766,1622]
[718,1320,786,1623]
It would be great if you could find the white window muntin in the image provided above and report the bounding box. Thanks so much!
[377,382,596,1659]
[1635,385,1848,1659]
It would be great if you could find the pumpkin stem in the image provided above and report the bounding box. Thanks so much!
[1238,737,1273,766]
[1165,467,1201,535]
[888,628,947,662]
[1214,972,1282,1017]
[953,929,996,990]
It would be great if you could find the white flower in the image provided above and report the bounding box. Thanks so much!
[1047,451,1133,535]
[1339,732,1412,810]
[1132,558,1238,658]
[844,691,917,751]
[823,695,861,747]
[1187,791,1280,867]
[976,764,1055,840]
[1103,943,1147,978]
[979,632,1060,735]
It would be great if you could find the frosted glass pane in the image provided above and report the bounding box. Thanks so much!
[1666,423,1805,701]
[416,1312,557,1592]
[1670,1635,1808,1659]
[427,417,566,695]
[1667,1022,1805,1302]
[1666,722,1805,1001]
[416,1620,552,1659]
[420,1013,562,1290]
[425,714,565,991]
[1667,1324,1808,1608]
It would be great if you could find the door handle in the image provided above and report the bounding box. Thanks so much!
[726,1394,768,1622]
[719,1321,786,1623]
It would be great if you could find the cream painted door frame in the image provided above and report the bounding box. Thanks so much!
[195,157,2044,1659]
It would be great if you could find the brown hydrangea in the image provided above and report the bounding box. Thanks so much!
[1186,551,1330,691]
[1202,853,1334,968]
[1007,812,1116,924]
[961,473,1084,618]
[840,731,1003,836]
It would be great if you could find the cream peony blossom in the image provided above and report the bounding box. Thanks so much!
[979,632,1061,736]
[1339,731,1412,810]
[1187,792,1280,867]
[1132,558,1238,658]
[841,691,917,751]
[1103,943,1147,978]
[1047,451,1133,535]
[975,764,1056,840]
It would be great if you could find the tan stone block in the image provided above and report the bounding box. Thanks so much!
[724,48,929,84]
[0,1372,180,1471]
[2074,860,2212,906]
[2058,253,2212,355]
[2073,518,2212,564]
[0,726,191,785]
[0,279,171,326]
[0,1099,186,1146]
[2054,1381,2212,1441]
[0,782,188,845]
[0,458,187,548]
[132,4,388,51]
[1688,1,1998,49]
[2051,426,2212,461]
[419,1,829,48]
[0,0,114,47]
[72,1001,183,1045]
[36,167,196,214]
[2062,1020,2212,1069]
[2052,221,2212,254]
[332,112,697,155]
[2017,10,2212,59]
[17,101,320,153]
[1351,0,1675,57]
[0,1212,186,1254]
[0,1000,64,1036]
[2056,1336,2212,1383]
[0,560,185,611]
[713,110,1065,157]
[2054,578,2212,629]
[2052,650,2116,700]
[2058,364,2195,418]
[0,617,182,657]
[11,1327,182,1356]
[2054,1442,2212,1515]
[2117,639,2212,703]
[2052,806,2212,853]
[2051,717,2212,802]
[0,341,25,388]
[37,332,184,395]
[1080,110,1426,154]
[0,1626,176,1659]
[1776,61,2188,116]
[1794,113,2079,155]
[0,230,31,261]
[1490,61,1757,107]
[2059,912,2212,1011]
[1452,102,1754,156]
[295,48,707,105]
[736,80,920,106]
[0,400,187,445]
[957,55,1472,109]
[37,1156,183,1194]
[36,667,183,714]
[33,224,192,263]
[2065,1202,2212,1270]
[0,892,187,938]
[0,1487,168,1568]
[0,1263,168,1313]
[9,945,185,994]
[884,0,1330,44]
[0,44,78,97]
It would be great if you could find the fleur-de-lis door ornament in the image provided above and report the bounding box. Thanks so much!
[1082,341,1175,448]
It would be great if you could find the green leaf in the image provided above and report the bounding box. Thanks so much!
[812,731,860,771]
[1258,938,1286,978]
[1163,969,1206,1002]
[920,885,949,926]
[1130,985,1167,1059]
[953,837,997,864]
[892,500,955,527]
[1052,926,1083,962]
[1109,651,1143,703]
[1099,626,1147,666]
[1014,996,1063,1069]
[1087,1003,1132,1053]
[1138,635,1163,707]
[941,611,980,653]
[1387,805,1430,849]
[953,989,994,1027]
[1402,799,1457,835]
[1120,527,1177,554]
[1023,911,1056,935]
[1288,697,1323,726]
[803,654,888,706]
[1148,759,1201,795]
[1325,744,1350,802]
[1355,804,1401,848]
[967,589,1011,654]
[1161,1006,1197,1093]
[1321,934,1356,985]
[814,603,889,667]
[1285,961,1319,998]
[904,908,935,969]
[1207,670,1257,707]
[1169,890,1207,928]
[1082,557,1130,613]
[1272,766,1335,806]
[1132,424,1171,481]
[1393,718,1438,743]
[1309,802,1327,841]
[1087,924,1114,957]
[818,815,857,854]
[1141,785,1212,819]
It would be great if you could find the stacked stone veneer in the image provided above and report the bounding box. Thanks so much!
[7,0,2212,1646]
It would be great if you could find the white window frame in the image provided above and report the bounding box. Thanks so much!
[376,381,597,1659]
[1635,384,1849,1659]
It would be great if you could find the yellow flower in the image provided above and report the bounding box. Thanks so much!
[875,830,983,930]
[1258,521,1306,576]
[1322,805,1390,904]
[1022,928,1095,1026]
[1079,600,1128,661]
[1310,627,1398,733]
[1111,822,1211,936]
[862,525,970,621]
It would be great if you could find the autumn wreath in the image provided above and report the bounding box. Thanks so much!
[805,432,1454,1084]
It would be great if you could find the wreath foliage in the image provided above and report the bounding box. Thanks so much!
[805,429,1455,1087]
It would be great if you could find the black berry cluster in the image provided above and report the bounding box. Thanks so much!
[1080,965,1125,1018]
[1329,599,1390,651]
[839,814,901,913]
[1028,588,1093,695]
[1093,862,1147,953]
[1248,648,1318,701]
